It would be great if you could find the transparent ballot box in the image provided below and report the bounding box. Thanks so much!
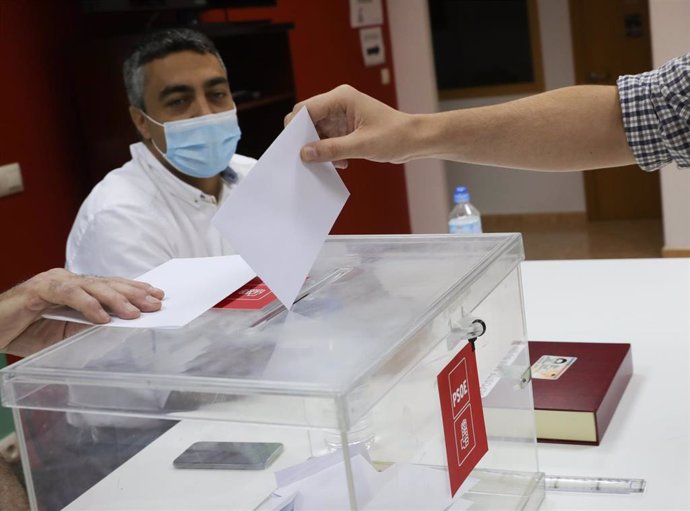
[2,235,544,510]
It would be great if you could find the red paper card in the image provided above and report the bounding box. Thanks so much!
[437,342,488,496]
[214,277,277,310]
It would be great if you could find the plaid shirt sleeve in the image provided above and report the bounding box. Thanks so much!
[617,53,690,171]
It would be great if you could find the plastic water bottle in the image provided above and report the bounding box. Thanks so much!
[448,186,482,234]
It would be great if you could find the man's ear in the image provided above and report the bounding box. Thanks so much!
[129,106,151,140]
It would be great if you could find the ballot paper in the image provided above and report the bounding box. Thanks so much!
[363,464,477,510]
[260,448,378,511]
[212,107,350,309]
[43,256,256,329]
[259,446,478,511]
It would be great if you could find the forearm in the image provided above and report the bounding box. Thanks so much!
[409,86,635,171]
[2,319,81,358]
[0,286,67,356]
[0,458,29,511]
[0,286,38,351]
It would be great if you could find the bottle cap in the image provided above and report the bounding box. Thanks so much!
[453,186,470,204]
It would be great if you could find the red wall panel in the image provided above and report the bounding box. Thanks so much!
[0,0,86,291]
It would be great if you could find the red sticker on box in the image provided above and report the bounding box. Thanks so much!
[437,342,488,496]
[214,277,277,310]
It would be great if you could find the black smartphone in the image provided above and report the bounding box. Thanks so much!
[173,441,284,470]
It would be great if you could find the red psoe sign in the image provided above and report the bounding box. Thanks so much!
[214,277,277,310]
[437,342,489,496]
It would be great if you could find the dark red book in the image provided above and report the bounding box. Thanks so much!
[528,341,633,445]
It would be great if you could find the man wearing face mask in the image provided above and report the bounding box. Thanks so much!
[66,28,254,278]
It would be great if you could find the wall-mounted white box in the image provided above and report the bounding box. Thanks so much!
[0,163,24,198]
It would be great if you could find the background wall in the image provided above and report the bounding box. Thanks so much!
[649,0,690,253]
[0,355,11,438]
[440,0,587,216]
[204,1,411,235]
[0,0,85,291]
[386,0,448,233]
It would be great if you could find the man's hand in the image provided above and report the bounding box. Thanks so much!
[285,85,416,169]
[0,269,164,355]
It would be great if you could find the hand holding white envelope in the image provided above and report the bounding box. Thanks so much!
[43,256,256,329]
[212,107,350,309]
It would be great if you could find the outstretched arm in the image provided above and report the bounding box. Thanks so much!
[287,84,634,171]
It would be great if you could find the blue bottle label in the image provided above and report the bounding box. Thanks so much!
[449,221,482,234]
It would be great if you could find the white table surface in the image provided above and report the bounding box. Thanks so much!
[522,258,690,511]
[66,258,690,510]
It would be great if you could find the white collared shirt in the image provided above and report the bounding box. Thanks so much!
[66,142,255,278]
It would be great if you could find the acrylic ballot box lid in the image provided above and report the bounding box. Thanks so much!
[1,234,525,430]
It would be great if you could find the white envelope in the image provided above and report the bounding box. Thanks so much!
[212,107,350,309]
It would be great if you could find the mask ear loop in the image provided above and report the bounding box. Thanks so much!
[150,137,180,173]
[138,109,170,162]
[150,138,167,159]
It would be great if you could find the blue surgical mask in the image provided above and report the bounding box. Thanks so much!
[144,109,242,178]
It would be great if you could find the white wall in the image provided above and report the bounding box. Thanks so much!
[441,0,587,215]
[388,0,688,231]
[649,0,690,252]
[387,0,585,223]
[387,0,449,233]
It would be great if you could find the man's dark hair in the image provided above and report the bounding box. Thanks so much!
[123,28,225,111]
